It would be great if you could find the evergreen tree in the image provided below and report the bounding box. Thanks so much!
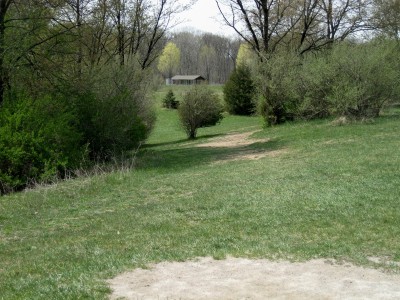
[163,89,179,109]
[224,65,256,115]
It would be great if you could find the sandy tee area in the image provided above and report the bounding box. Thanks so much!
[108,257,400,299]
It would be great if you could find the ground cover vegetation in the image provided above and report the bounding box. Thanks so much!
[0,91,399,297]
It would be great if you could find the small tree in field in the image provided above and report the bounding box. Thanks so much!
[224,64,256,115]
[163,89,179,109]
[178,86,224,139]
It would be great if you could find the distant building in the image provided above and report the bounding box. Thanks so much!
[171,75,206,85]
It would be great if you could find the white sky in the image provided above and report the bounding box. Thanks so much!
[174,0,237,37]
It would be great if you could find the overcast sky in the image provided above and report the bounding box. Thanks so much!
[174,0,237,37]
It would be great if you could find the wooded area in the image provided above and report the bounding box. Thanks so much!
[0,0,187,193]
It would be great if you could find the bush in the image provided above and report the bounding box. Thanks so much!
[0,61,157,194]
[256,41,400,125]
[0,95,86,194]
[295,53,336,120]
[326,41,399,118]
[178,86,224,139]
[70,62,156,159]
[224,65,256,115]
[162,89,179,109]
[256,52,301,125]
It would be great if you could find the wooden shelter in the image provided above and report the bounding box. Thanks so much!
[171,75,206,85]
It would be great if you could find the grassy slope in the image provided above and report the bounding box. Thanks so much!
[0,86,399,299]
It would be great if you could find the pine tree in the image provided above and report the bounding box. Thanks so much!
[163,89,179,109]
[223,65,256,115]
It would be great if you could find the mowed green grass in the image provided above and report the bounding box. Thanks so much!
[1,86,399,299]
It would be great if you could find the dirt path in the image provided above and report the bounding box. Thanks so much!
[195,131,287,162]
[108,257,400,299]
[196,131,266,148]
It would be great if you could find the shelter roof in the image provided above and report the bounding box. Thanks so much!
[171,75,205,80]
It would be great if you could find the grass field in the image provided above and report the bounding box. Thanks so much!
[1,86,399,299]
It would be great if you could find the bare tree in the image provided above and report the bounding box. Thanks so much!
[320,0,373,44]
[0,0,12,104]
[215,0,305,60]
[109,0,127,66]
[85,0,114,66]
[215,0,374,59]
[199,45,216,82]
[107,0,193,69]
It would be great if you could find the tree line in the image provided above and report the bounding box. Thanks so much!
[157,31,240,84]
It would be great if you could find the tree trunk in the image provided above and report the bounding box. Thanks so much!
[76,0,83,78]
[0,15,5,105]
[117,6,125,66]
[0,0,10,105]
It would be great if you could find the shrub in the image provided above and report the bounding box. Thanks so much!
[256,41,400,125]
[224,65,256,115]
[70,62,156,159]
[0,95,86,194]
[296,53,335,120]
[326,41,399,118]
[163,89,179,109]
[256,52,301,125]
[178,86,224,139]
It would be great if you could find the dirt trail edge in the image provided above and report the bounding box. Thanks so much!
[108,257,400,299]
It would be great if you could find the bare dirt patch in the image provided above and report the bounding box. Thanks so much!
[108,257,400,299]
[197,131,268,148]
[209,148,289,165]
[196,131,287,163]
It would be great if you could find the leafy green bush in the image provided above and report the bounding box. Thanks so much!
[256,41,400,125]
[296,53,335,120]
[0,61,157,194]
[178,86,224,139]
[326,42,399,118]
[163,89,179,109]
[70,63,156,159]
[256,52,301,125]
[0,95,86,194]
[224,65,256,115]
